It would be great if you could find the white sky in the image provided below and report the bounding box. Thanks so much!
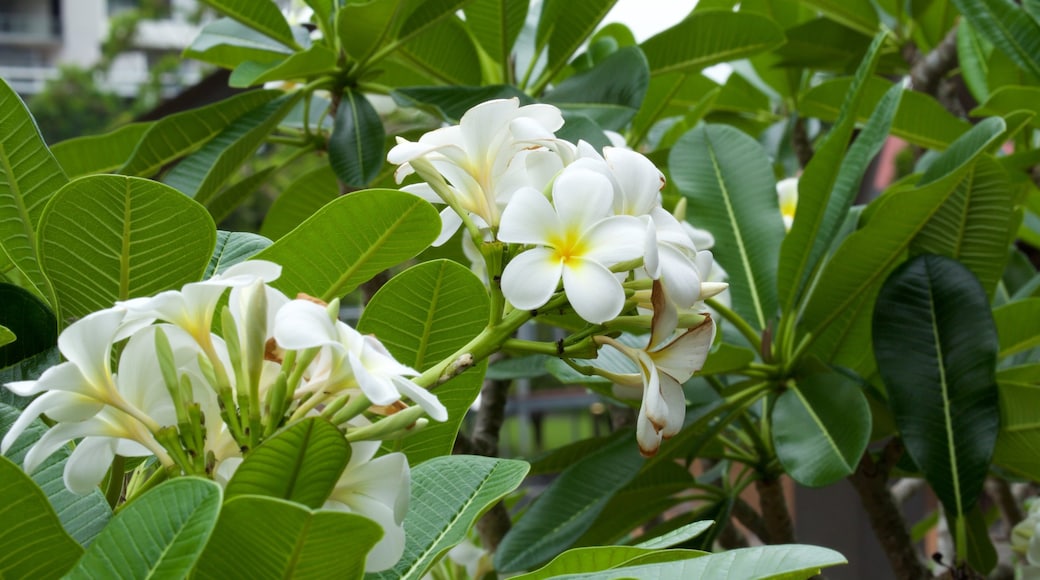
[603,0,699,41]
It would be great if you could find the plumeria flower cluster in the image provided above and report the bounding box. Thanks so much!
[389,98,728,455]
[0,260,443,571]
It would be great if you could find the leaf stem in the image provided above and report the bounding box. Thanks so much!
[707,298,762,352]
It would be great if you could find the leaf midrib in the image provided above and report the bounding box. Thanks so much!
[926,275,964,517]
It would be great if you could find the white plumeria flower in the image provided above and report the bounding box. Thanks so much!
[324,438,410,572]
[3,321,208,493]
[498,167,645,324]
[388,98,568,245]
[776,177,798,231]
[273,300,447,421]
[120,260,282,343]
[604,314,715,457]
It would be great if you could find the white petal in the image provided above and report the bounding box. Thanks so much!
[23,420,107,474]
[459,98,518,156]
[393,377,448,422]
[581,215,646,265]
[349,351,399,406]
[216,259,282,283]
[658,246,702,309]
[433,208,462,247]
[64,437,118,495]
[604,147,663,216]
[274,300,339,350]
[497,187,560,245]
[335,452,410,521]
[58,308,123,387]
[635,406,663,457]
[562,258,626,324]
[654,317,715,382]
[551,168,614,233]
[642,219,660,279]
[500,248,562,310]
[658,373,686,438]
[0,391,98,453]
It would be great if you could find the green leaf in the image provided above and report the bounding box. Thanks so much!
[951,0,1040,80]
[464,0,530,66]
[542,47,649,131]
[778,33,893,313]
[495,435,644,572]
[37,175,216,322]
[1,403,111,547]
[963,505,998,574]
[0,78,65,307]
[358,260,489,464]
[640,11,785,76]
[800,0,878,36]
[633,520,714,549]
[195,495,380,579]
[799,77,971,150]
[229,44,338,88]
[398,0,475,43]
[549,544,847,579]
[0,456,82,578]
[163,94,300,204]
[328,89,386,187]
[369,455,529,580]
[121,90,280,177]
[183,17,294,70]
[772,372,871,487]
[993,365,1040,479]
[957,22,994,103]
[200,0,299,49]
[511,546,701,580]
[0,283,56,367]
[205,167,276,224]
[257,188,439,301]
[670,124,786,330]
[260,166,339,241]
[873,255,1000,521]
[911,156,1014,298]
[204,230,273,278]
[0,325,12,348]
[629,73,720,146]
[65,478,221,580]
[699,343,756,376]
[773,18,873,70]
[225,418,349,509]
[398,16,482,85]
[337,0,400,64]
[971,85,1040,125]
[51,123,153,179]
[391,85,529,122]
[0,348,59,409]
[798,118,1006,352]
[992,298,1040,358]
[534,0,618,86]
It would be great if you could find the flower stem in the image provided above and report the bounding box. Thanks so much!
[707,298,762,352]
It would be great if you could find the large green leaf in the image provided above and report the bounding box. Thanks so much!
[36,176,216,322]
[204,230,273,278]
[773,18,873,70]
[495,434,644,572]
[195,495,380,579]
[0,403,111,547]
[370,455,529,580]
[200,0,299,49]
[260,166,339,241]
[777,33,892,313]
[398,16,482,85]
[972,86,1040,126]
[205,167,276,224]
[512,546,705,580]
[993,364,1040,479]
[0,78,65,306]
[51,123,153,179]
[65,478,222,580]
[256,188,439,302]
[911,156,1014,297]
[225,417,349,509]
[328,89,386,187]
[120,90,280,177]
[634,520,714,549]
[358,260,489,464]
[463,0,530,68]
[397,0,476,44]
[0,284,55,367]
[0,456,82,579]
[337,0,401,64]
[670,124,786,330]
[957,21,994,103]
[798,118,1006,352]
[772,372,871,487]
[0,325,12,348]
[629,73,720,146]
[992,298,1040,359]
[799,77,970,150]
[549,544,846,579]
[873,255,1000,528]
[163,94,300,204]
[800,0,878,35]
[951,0,1040,80]
[533,0,618,87]
[183,17,294,70]
[542,47,649,131]
[640,11,785,77]
[0,348,59,410]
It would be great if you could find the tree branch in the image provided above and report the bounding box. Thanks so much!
[910,26,960,98]
[792,116,814,169]
[756,474,795,544]
[848,439,931,580]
